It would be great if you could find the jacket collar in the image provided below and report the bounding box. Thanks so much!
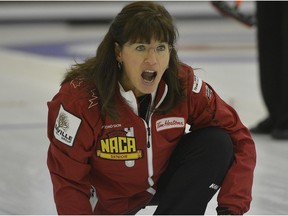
[118,80,168,115]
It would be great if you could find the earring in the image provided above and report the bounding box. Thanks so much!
[118,61,122,70]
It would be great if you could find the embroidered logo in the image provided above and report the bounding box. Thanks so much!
[88,89,98,109]
[97,128,143,161]
[54,105,81,146]
[156,117,185,132]
[70,79,84,88]
[102,124,122,129]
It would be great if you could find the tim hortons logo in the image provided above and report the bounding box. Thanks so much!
[156,117,185,132]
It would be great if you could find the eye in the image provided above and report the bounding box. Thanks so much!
[135,45,146,52]
[156,44,167,52]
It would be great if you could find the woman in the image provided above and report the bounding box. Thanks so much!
[47,1,256,215]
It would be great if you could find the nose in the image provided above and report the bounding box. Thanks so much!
[145,48,157,64]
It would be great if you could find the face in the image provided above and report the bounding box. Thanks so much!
[116,39,171,97]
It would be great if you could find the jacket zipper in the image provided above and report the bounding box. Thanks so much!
[145,99,152,148]
[143,113,155,192]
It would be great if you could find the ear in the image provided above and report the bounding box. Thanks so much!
[115,42,122,62]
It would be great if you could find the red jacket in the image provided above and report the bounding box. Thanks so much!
[47,63,256,215]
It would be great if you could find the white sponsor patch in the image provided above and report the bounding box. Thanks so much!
[192,75,202,93]
[54,105,81,146]
[156,117,185,132]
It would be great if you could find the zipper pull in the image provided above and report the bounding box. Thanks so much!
[147,127,151,148]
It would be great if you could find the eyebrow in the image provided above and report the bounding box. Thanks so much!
[132,41,167,45]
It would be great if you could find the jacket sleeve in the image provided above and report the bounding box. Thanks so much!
[186,71,256,215]
[46,88,98,214]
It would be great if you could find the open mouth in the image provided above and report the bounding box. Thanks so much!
[141,70,157,83]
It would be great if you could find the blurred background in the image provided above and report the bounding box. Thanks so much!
[1,1,288,215]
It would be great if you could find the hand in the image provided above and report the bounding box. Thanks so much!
[216,206,234,215]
